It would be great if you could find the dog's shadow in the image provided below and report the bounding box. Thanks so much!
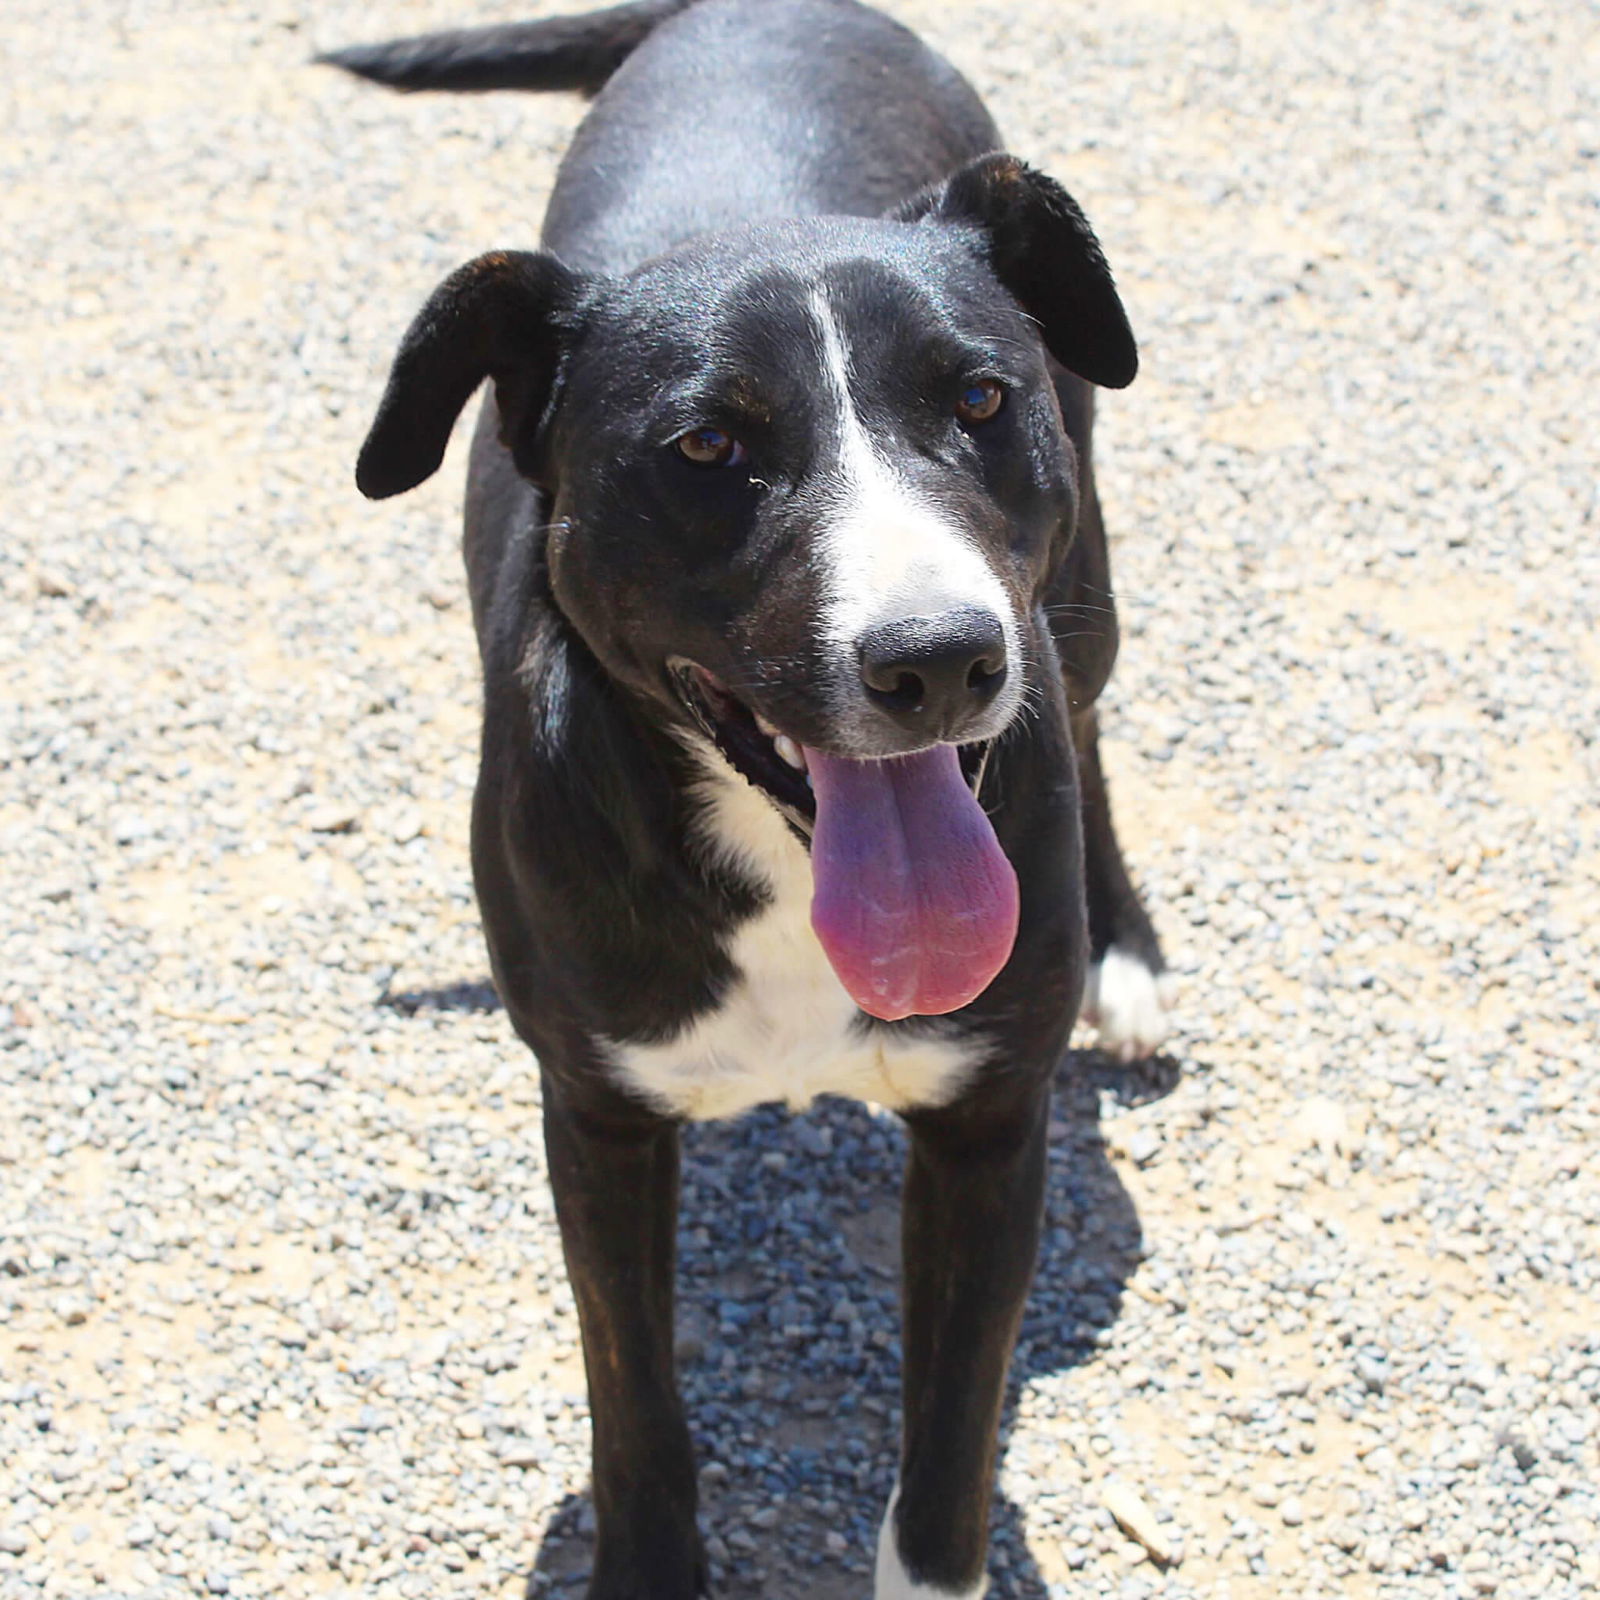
[521,1045,1181,1599]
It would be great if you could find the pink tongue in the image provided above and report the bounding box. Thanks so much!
[806,744,1020,1021]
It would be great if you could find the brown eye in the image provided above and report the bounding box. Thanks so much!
[955,378,1005,425]
[675,427,748,467]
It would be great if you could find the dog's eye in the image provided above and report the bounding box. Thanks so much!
[955,379,1005,426]
[675,427,748,468]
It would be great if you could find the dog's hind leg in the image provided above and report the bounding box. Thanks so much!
[879,1080,1051,1597]
[1072,700,1172,1062]
[542,1077,706,1599]
[1049,382,1171,1061]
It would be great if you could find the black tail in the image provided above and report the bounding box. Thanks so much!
[316,0,698,97]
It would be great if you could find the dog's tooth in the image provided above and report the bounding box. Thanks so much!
[774,734,806,771]
[754,713,779,737]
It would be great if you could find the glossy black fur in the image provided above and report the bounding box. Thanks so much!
[331,1,1163,1593]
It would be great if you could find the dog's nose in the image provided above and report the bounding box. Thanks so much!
[857,605,1008,737]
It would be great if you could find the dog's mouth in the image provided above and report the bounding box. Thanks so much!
[671,661,819,833]
[670,661,1017,1022]
[669,662,994,830]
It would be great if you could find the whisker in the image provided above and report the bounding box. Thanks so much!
[1043,601,1117,618]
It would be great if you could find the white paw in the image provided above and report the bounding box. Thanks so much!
[1082,946,1175,1063]
[875,1490,988,1598]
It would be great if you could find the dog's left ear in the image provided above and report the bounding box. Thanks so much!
[897,153,1137,390]
[356,249,589,499]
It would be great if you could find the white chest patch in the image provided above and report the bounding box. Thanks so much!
[604,754,985,1123]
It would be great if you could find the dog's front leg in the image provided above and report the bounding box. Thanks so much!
[542,1073,706,1598]
[878,1079,1051,1598]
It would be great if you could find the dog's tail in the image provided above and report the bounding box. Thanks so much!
[316,0,699,98]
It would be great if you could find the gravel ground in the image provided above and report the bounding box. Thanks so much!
[3,1,1597,1597]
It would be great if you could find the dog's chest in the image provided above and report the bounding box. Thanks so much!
[605,765,982,1122]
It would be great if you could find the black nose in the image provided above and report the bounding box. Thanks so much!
[857,606,1008,737]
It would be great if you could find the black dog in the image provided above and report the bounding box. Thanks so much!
[325,1,1169,1592]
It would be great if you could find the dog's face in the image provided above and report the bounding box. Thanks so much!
[356,156,1136,827]
[541,221,1074,814]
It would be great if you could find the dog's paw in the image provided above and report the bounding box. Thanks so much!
[875,1490,988,1598]
[1082,946,1175,1063]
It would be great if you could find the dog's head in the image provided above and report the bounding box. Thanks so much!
[356,154,1135,1019]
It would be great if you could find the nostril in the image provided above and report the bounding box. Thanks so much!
[967,657,1004,691]
[865,669,926,713]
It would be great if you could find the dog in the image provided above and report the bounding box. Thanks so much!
[324,1,1170,1592]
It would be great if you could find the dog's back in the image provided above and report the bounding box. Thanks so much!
[333,0,1002,270]
[541,0,1000,270]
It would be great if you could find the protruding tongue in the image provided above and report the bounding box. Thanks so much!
[806,743,1019,1021]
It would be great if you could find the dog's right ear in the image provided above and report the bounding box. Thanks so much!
[356,250,587,499]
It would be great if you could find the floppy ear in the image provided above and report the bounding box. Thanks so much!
[897,153,1138,390]
[355,249,587,499]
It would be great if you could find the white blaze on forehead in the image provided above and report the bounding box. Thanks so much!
[809,293,1017,670]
